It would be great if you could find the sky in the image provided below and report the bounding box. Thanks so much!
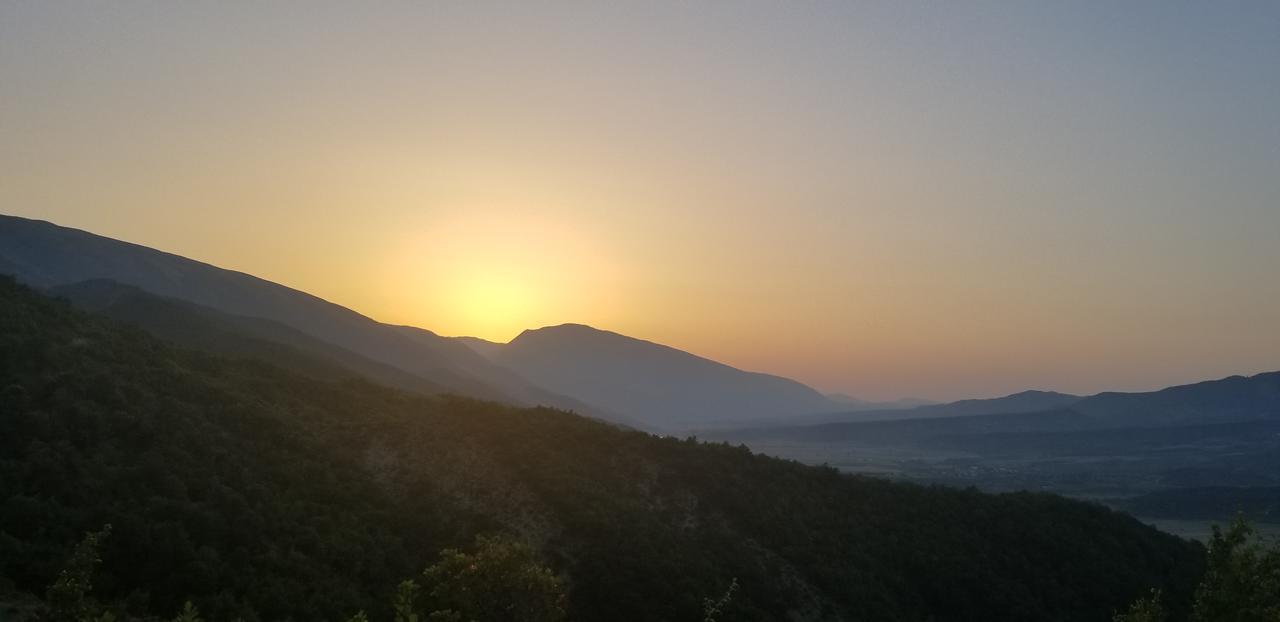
[2,2,1278,401]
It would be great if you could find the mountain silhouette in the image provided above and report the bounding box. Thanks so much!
[717,371,1280,443]
[1071,372,1280,426]
[463,323,839,429]
[0,214,594,414]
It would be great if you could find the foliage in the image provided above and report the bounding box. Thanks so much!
[391,581,419,622]
[0,277,1205,620]
[172,602,203,622]
[42,526,111,622]
[419,535,565,622]
[1190,516,1280,622]
[1114,516,1280,621]
[1113,589,1164,622]
[701,578,737,622]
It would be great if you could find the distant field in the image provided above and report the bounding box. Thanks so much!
[1140,518,1280,542]
[721,423,1280,527]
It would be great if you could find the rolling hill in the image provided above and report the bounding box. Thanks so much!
[464,323,840,429]
[1072,372,1280,427]
[715,372,1280,444]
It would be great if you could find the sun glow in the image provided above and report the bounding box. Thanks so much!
[450,268,542,341]
[385,210,624,342]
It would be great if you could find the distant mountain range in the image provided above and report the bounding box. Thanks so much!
[716,371,1280,442]
[752,374,1280,429]
[1072,372,1280,427]
[707,371,1280,510]
[5,214,1277,435]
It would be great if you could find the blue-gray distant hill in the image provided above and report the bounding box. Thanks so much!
[708,371,1280,511]
[461,324,840,429]
[719,371,1280,443]
[1072,372,1280,427]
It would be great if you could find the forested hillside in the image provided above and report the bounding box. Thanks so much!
[0,277,1204,621]
[50,279,446,394]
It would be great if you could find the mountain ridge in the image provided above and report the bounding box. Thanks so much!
[475,322,840,429]
[0,213,594,415]
[712,370,1280,442]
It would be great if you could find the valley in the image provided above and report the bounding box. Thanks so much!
[704,393,1280,539]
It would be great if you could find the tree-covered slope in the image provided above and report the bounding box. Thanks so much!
[0,277,1203,621]
[50,279,450,395]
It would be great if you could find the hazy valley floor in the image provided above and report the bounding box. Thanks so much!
[711,429,1280,542]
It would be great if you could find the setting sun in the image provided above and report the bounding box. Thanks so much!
[449,268,540,341]
[382,210,623,342]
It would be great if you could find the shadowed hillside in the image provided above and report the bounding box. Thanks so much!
[0,277,1205,621]
[51,279,449,395]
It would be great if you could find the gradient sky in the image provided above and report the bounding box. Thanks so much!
[3,2,1278,401]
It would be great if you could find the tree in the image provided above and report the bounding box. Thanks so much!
[1190,516,1280,622]
[171,602,203,622]
[702,578,738,622]
[419,535,566,622]
[43,525,112,622]
[1116,516,1280,622]
[1112,589,1163,622]
[393,581,420,622]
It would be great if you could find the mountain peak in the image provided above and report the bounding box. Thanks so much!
[514,323,618,341]
[1006,389,1075,399]
[492,323,837,429]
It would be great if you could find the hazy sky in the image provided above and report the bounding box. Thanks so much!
[3,2,1278,401]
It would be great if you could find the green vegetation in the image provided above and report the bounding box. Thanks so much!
[1114,516,1280,621]
[415,535,566,622]
[43,526,114,622]
[1113,590,1164,622]
[1190,517,1280,621]
[23,529,567,622]
[0,277,1204,620]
